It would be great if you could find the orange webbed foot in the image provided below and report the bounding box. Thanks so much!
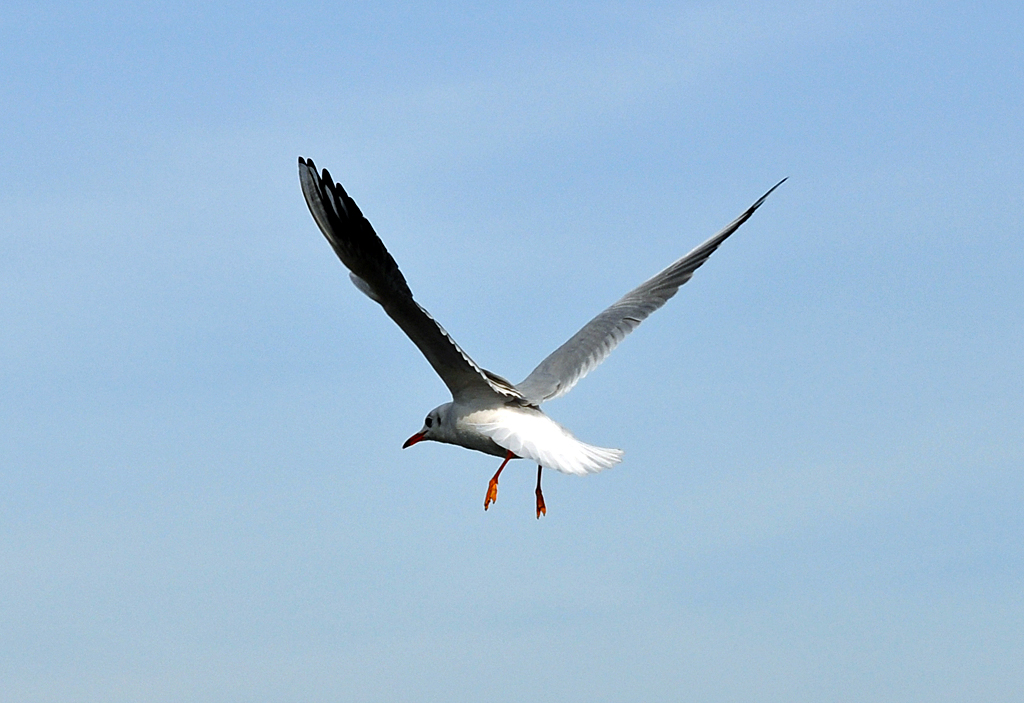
[484,450,516,512]
[484,477,499,511]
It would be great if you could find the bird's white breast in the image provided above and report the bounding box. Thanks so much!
[458,404,623,476]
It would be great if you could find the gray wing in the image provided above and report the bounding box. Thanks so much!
[299,157,523,402]
[516,179,786,404]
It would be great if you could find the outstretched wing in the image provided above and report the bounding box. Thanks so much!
[298,157,523,402]
[516,179,786,404]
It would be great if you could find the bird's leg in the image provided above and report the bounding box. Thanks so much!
[484,450,515,511]
[535,465,546,519]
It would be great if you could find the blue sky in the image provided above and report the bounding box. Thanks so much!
[2,1,1022,701]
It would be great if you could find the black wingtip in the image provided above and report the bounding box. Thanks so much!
[747,177,788,213]
[763,176,788,199]
[299,157,332,188]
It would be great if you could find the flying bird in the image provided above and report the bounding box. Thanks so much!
[298,157,783,517]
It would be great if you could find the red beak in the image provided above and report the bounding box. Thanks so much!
[402,432,425,449]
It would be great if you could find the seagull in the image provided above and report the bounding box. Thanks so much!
[298,157,784,517]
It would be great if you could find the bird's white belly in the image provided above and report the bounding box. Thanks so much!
[449,406,515,457]
[456,405,623,475]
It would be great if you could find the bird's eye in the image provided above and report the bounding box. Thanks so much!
[425,416,433,428]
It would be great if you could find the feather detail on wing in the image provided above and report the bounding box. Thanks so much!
[299,157,524,403]
[516,178,786,404]
[471,408,624,476]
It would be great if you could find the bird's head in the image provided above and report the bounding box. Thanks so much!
[402,403,451,448]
